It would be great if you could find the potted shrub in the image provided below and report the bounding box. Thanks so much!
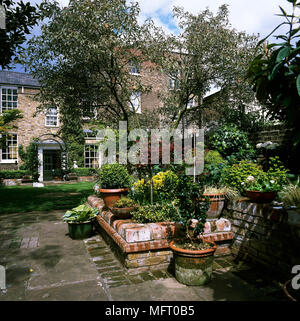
[97,163,132,208]
[203,186,240,218]
[244,175,281,203]
[111,197,138,219]
[169,177,217,286]
[62,204,98,239]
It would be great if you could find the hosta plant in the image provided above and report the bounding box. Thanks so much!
[62,204,98,223]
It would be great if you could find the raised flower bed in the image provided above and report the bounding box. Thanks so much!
[88,195,233,271]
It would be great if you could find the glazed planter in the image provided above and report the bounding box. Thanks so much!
[203,193,225,219]
[100,188,129,209]
[245,190,277,203]
[111,207,136,219]
[283,279,300,302]
[169,240,217,286]
[67,220,94,239]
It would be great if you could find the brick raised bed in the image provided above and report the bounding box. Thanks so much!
[88,195,233,271]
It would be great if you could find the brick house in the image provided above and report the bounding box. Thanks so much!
[0,67,170,181]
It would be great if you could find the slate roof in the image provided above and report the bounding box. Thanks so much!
[0,71,40,87]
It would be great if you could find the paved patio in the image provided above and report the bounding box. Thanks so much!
[0,210,287,301]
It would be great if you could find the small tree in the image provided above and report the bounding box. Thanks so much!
[18,138,40,181]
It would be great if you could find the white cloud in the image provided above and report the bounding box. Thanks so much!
[138,0,295,39]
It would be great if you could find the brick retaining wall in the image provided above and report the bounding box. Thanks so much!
[223,198,300,278]
[88,195,233,271]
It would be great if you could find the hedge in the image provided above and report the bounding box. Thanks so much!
[0,170,30,179]
[69,167,96,176]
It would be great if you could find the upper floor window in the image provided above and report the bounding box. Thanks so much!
[1,87,18,112]
[130,92,141,114]
[129,60,140,75]
[187,97,195,109]
[169,71,179,90]
[0,134,18,162]
[45,107,59,127]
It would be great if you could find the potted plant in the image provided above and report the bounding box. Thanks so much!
[278,181,300,225]
[203,186,240,219]
[96,163,132,208]
[62,204,98,239]
[244,175,281,203]
[111,197,138,219]
[169,177,217,286]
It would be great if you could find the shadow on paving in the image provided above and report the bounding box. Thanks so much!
[29,245,63,269]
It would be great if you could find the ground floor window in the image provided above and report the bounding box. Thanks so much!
[84,144,99,168]
[1,134,18,162]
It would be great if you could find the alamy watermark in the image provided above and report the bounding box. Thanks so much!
[291,265,300,290]
[0,265,6,293]
[95,122,204,176]
[0,5,5,29]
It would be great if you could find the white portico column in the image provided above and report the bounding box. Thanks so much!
[38,146,43,182]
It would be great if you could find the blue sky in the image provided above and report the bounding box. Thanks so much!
[12,0,297,72]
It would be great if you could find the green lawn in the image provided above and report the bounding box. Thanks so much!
[0,182,95,214]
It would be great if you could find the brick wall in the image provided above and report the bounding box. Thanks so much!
[250,124,293,146]
[224,199,300,278]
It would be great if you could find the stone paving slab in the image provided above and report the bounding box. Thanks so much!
[0,209,287,301]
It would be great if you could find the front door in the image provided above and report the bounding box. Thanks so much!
[43,150,61,181]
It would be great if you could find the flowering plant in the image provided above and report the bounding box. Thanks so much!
[244,156,289,192]
[244,175,281,192]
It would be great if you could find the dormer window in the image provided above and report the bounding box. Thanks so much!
[1,87,18,112]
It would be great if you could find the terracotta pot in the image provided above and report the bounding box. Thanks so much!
[111,206,136,219]
[99,188,129,209]
[169,240,217,286]
[245,190,277,203]
[203,193,225,219]
[283,279,299,302]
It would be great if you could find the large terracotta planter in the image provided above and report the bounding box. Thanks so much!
[169,240,217,286]
[203,193,225,219]
[111,207,136,219]
[245,190,277,203]
[99,188,129,209]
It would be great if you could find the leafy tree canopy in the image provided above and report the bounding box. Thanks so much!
[0,0,40,69]
[145,5,259,129]
[247,0,300,146]
[25,0,157,130]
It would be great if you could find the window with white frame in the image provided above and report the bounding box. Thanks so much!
[168,71,179,90]
[1,134,18,162]
[129,60,140,75]
[1,87,18,112]
[130,92,141,114]
[84,144,99,168]
[45,107,59,127]
[187,97,195,109]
